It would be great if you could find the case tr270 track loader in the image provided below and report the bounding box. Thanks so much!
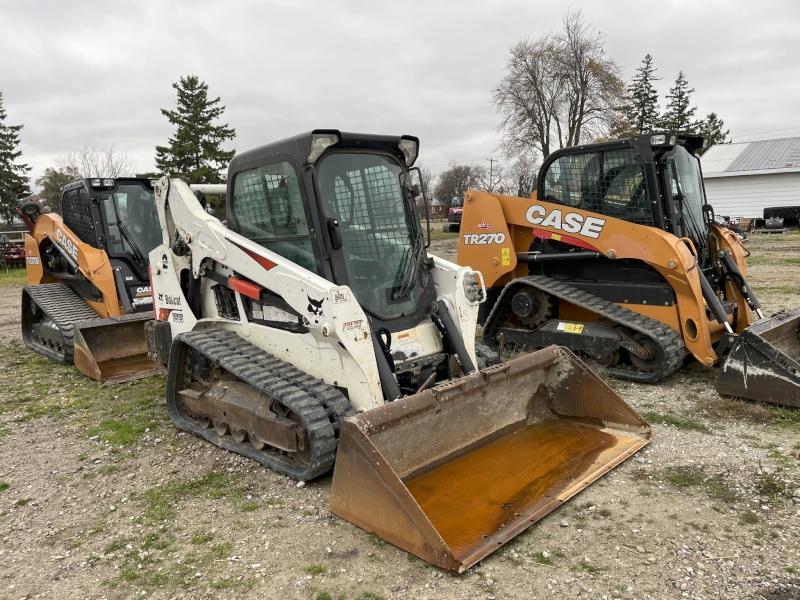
[144,130,650,572]
[18,179,164,383]
[458,134,800,407]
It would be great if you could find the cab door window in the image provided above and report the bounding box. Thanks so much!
[231,161,317,273]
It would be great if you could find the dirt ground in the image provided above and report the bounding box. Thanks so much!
[0,232,799,600]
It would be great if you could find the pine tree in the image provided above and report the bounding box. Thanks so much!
[0,92,31,225]
[624,54,661,135]
[660,71,697,133]
[155,75,235,185]
[694,112,730,154]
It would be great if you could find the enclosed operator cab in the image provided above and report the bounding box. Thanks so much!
[61,178,161,312]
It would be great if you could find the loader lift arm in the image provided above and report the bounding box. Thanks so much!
[147,130,652,573]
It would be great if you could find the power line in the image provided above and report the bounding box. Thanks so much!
[423,157,493,170]
[733,125,800,140]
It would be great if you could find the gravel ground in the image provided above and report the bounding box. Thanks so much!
[0,232,797,600]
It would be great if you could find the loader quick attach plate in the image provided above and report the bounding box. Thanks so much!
[330,345,651,573]
[715,307,800,407]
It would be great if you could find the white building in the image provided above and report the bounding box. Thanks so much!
[700,137,800,220]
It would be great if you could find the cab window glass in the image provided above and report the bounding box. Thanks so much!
[101,184,159,259]
[231,162,317,273]
[542,149,653,226]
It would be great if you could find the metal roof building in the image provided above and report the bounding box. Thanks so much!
[700,137,800,219]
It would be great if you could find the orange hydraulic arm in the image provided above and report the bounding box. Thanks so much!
[24,213,123,319]
[457,190,754,367]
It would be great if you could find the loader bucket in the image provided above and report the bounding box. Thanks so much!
[715,307,800,407]
[330,346,650,573]
[73,313,164,384]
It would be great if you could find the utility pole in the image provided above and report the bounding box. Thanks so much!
[487,157,495,191]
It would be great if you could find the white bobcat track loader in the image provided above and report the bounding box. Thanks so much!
[146,130,650,572]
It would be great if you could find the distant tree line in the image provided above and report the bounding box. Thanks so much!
[1,12,734,223]
[1,75,235,224]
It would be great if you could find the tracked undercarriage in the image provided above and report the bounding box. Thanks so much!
[167,329,353,480]
[484,275,686,382]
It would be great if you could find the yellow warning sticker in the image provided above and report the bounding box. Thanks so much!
[501,248,510,266]
[557,322,584,334]
[551,233,562,241]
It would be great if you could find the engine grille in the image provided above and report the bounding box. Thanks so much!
[213,285,240,320]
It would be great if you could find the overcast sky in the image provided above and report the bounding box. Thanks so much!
[3,0,799,185]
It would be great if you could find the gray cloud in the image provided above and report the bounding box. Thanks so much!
[2,0,799,183]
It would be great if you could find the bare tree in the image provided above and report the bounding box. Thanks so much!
[493,9,625,159]
[505,156,540,198]
[474,163,505,194]
[433,164,485,209]
[57,143,136,178]
[409,164,434,198]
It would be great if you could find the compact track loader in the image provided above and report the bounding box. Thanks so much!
[458,134,799,406]
[145,130,650,572]
[19,178,163,383]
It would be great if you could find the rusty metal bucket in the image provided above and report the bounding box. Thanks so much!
[330,345,650,573]
[715,307,800,407]
[73,313,164,384]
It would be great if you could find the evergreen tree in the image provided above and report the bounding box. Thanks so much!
[155,75,235,190]
[624,54,661,134]
[35,166,81,215]
[0,92,31,225]
[694,112,730,154]
[660,71,697,133]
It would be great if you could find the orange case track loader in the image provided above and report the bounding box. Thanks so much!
[18,179,163,384]
[458,134,799,405]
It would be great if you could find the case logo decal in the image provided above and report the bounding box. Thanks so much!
[525,205,606,239]
[55,228,79,260]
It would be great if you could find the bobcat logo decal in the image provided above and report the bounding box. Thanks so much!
[307,295,324,323]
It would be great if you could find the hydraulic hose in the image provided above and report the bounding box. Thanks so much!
[718,249,765,319]
[371,330,402,401]
[698,270,734,333]
[435,299,477,375]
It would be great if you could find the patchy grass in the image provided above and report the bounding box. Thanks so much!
[140,471,244,524]
[739,511,760,525]
[659,466,739,504]
[303,563,326,576]
[428,230,458,241]
[368,533,385,547]
[190,528,214,545]
[0,340,168,448]
[0,483,9,492]
[0,268,27,287]
[14,498,29,507]
[643,412,712,434]
[755,469,789,498]
[698,396,800,430]
[661,466,705,487]
[571,559,598,574]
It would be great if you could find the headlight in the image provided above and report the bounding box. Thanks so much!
[463,271,485,303]
[307,133,339,164]
[398,137,418,167]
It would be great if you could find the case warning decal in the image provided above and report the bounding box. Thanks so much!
[556,322,584,334]
[501,248,510,266]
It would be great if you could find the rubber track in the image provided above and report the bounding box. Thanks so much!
[166,329,353,481]
[484,275,685,383]
[21,284,99,365]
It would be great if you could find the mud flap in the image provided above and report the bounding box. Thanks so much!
[329,346,650,573]
[73,313,164,384]
[715,307,800,407]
